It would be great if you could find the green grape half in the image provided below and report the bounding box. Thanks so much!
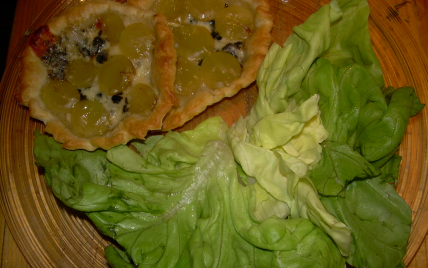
[185,0,224,21]
[173,24,214,60]
[175,58,202,96]
[216,5,254,41]
[119,23,155,59]
[40,80,80,114]
[200,51,241,89]
[127,83,157,117]
[66,58,99,88]
[156,0,188,23]
[98,55,135,96]
[99,13,124,45]
[70,99,111,137]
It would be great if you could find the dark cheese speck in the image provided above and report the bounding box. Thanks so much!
[93,36,104,54]
[96,51,108,64]
[78,89,87,100]
[211,31,222,40]
[123,98,129,113]
[112,93,123,104]
[209,20,222,40]
[222,42,243,59]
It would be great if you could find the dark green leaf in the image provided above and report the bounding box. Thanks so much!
[309,141,380,196]
[357,87,415,162]
[321,177,411,268]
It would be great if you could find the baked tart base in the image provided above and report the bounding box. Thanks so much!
[18,0,177,151]
[130,0,273,131]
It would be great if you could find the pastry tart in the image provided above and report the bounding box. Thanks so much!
[17,0,177,151]
[129,0,273,130]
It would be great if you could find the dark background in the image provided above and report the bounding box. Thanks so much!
[1,1,18,81]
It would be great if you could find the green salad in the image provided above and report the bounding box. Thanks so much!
[33,0,424,267]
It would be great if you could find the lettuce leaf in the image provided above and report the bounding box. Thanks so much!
[34,131,112,210]
[356,86,419,163]
[321,175,412,268]
[308,141,380,196]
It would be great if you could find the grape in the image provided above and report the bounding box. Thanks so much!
[200,51,241,89]
[185,0,224,21]
[40,80,80,114]
[156,0,188,23]
[99,13,124,45]
[174,58,202,96]
[216,5,254,41]
[70,99,110,137]
[98,55,135,95]
[127,83,157,117]
[66,58,99,88]
[119,23,155,59]
[173,24,214,60]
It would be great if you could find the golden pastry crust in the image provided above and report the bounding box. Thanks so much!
[17,0,177,151]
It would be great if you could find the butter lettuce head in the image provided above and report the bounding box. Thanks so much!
[231,0,419,267]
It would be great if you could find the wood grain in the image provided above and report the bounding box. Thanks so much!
[0,0,427,267]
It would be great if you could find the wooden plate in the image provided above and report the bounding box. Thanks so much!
[0,0,427,267]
